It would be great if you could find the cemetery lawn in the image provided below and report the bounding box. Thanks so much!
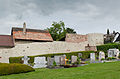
[1,62,120,79]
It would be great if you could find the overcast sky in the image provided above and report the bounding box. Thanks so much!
[0,0,120,35]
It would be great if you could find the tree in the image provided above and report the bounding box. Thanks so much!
[47,21,66,41]
[66,27,76,34]
[107,29,110,35]
[113,30,116,34]
[47,21,76,41]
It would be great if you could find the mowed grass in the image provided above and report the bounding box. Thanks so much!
[1,62,120,79]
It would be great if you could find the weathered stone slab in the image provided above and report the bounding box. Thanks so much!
[99,51,105,61]
[60,55,66,65]
[90,53,95,62]
[47,57,54,66]
[71,55,77,63]
[33,57,47,68]
[78,53,82,58]
[108,49,120,59]
[54,56,61,65]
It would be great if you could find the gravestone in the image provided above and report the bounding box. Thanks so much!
[22,56,30,65]
[90,53,95,62]
[60,55,66,65]
[99,51,105,61]
[33,57,47,68]
[54,56,61,65]
[71,55,77,63]
[78,53,82,58]
[108,49,120,58]
[47,57,54,66]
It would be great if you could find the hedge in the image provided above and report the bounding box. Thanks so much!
[9,51,96,64]
[97,43,120,53]
[0,63,35,76]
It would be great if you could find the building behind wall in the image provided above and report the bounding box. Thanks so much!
[11,22,53,44]
[0,23,104,63]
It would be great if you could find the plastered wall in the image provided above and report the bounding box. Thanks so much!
[0,41,88,63]
[66,33,104,46]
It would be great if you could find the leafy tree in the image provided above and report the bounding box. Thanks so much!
[66,27,76,34]
[47,21,76,41]
[47,21,66,41]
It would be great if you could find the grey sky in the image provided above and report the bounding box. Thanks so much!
[0,0,120,35]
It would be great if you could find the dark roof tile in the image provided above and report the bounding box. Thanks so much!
[0,35,14,47]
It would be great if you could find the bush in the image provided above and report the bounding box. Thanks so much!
[53,61,57,66]
[97,43,120,53]
[101,58,105,60]
[107,57,113,60]
[107,57,116,60]
[0,63,35,76]
[9,51,96,64]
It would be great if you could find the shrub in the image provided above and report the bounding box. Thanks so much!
[112,57,116,59]
[9,51,96,64]
[107,57,116,60]
[101,58,105,60]
[53,61,57,66]
[0,63,35,76]
[9,57,23,64]
[77,57,81,64]
[97,43,120,53]
[107,57,113,60]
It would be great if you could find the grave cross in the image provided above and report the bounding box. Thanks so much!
[64,56,68,65]
[22,56,30,65]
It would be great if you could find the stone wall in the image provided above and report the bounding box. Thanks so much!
[65,34,87,43]
[85,45,97,51]
[87,33,104,46]
[65,33,104,46]
[0,41,88,63]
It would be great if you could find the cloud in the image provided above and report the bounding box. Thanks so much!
[0,0,120,34]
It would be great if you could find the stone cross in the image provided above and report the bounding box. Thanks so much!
[22,56,30,65]
[64,56,68,65]
[99,51,105,61]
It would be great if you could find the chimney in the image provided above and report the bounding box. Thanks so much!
[23,22,26,34]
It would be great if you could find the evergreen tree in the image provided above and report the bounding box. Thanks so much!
[107,29,110,35]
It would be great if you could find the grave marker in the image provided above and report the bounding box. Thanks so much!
[108,49,120,58]
[47,57,54,66]
[54,56,61,65]
[33,57,47,68]
[22,56,30,65]
[71,55,77,63]
[78,53,82,58]
[90,53,95,62]
[99,51,105,61]
[60,55,66,65]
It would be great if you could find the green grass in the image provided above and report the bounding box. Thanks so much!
[1,62,120,79]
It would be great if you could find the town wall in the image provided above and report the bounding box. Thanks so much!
[65,33,104,46]
[0,41,88,63]
[87,33,104,46]
[65,34,87,43]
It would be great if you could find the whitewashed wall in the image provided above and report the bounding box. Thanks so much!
[0,41,88,63]
[87,33,104,46]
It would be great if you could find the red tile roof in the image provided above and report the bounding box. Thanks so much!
[12,27,53,42]
[0,35,14,47]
